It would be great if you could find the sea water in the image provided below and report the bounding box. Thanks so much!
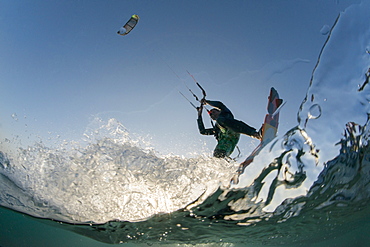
[1,2,370,246]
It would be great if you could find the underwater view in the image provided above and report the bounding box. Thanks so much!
[1,1,370,246]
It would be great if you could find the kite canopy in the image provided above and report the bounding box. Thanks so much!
[117,14,139,36]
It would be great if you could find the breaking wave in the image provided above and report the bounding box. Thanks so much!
[0,118,235,224]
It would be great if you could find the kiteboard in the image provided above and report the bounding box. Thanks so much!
[231,87,284,184]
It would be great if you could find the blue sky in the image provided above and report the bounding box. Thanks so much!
[0,0,361,156]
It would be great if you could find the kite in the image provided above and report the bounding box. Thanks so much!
[117,14,139,36]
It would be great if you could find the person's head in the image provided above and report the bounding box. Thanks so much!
[208,108,221,120]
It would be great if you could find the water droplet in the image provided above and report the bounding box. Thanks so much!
[308,104,322,119]
[320,24,330,35]
[11,113,18,121]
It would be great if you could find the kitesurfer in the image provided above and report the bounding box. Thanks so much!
[197,100,262,158]
[197,105,240,158]
[180,71,261,158]
[199,98,262,140]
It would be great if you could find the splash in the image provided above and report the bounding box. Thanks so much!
[227,0,370,214]
[0,118,237,223]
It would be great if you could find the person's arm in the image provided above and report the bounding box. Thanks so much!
[204,100,234,117]
[204,100,228,110]
[197,107,216,135]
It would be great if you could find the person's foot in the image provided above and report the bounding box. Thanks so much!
[251,130,262,140]
[252,124,264,140]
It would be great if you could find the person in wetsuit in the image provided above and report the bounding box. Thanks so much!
[197,100,261,158]
[197,106,240,158]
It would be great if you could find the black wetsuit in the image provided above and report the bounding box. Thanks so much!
[205,100,258,137]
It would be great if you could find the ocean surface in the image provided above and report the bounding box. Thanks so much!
[1,2,370,246]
